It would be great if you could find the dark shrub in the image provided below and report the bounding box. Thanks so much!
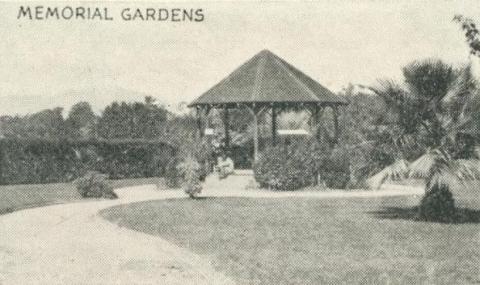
[254,141,351,190]
[418,184,456,223]
[254,144,316,191]
[73,171,117,199]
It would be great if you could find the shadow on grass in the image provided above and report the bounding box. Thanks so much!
[370,207,480,224]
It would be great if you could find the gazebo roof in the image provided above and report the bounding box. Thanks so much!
[189,50,348,107]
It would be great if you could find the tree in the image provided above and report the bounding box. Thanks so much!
[374,60,457,148]
[66,102,97,139]
[97,97,168,139]
[97,102,129,139]
[0,108,67,139]
[367,65,480,222]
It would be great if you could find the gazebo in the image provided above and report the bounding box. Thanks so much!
[188,50,348,161]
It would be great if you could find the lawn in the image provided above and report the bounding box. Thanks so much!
[101,196,480,284]
[0,177,165,215]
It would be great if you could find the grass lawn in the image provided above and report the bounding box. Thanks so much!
[101,196,480,284]
[0,177,165,215]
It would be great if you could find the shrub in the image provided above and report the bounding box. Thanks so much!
[418,184,456,223]
[191,140,214,182]
[178,155,203,198]
[254,144,316,191]
[254,141,352,190]
[73,171,117,199]
[164,157,183,188]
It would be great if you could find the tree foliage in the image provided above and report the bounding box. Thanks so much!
[97,97,168,139]
[0,108,66,139]
[374,59,459,148]
[66,102,97,139]
[454,15,480,57]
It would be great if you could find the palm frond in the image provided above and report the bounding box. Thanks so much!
[442,65,475,106]
[449,159,480,181]
[424,157,480,190]
[408,152,440,179]
[428,168,462,189]
[441,65,479,136]
[367,159,409,189]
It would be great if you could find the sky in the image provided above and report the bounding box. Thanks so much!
[1,0,480,115]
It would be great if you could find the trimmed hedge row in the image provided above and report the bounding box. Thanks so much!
[0,139,176,185]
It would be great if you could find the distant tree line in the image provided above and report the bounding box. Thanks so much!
[0,96,195,185]
[0,96,197,145]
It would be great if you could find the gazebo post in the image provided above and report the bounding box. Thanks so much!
[223,105,230,149]
[271,105,277,146]
[316,105,325,142]
[252,105,259,162]
[333,105,339,144]
[196,106,204,138]
[245,103,261,162]
[310,104,318,141]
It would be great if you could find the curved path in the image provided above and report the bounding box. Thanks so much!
[0,186,235,285]
[0,184,423,285]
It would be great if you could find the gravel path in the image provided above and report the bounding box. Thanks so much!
[0,183,423,285]
[0,186,234,285]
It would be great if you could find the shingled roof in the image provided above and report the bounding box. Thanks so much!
[189,50,348,107]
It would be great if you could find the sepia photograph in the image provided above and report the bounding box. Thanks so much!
[0,1,479,284]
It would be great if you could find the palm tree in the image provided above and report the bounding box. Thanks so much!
[367,62,480,222]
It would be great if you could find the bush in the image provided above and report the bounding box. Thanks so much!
[254,142,351,190]
[178,155,202,198]
[254,144,316,191]
[73,171,117,199]
[418,184,456,223]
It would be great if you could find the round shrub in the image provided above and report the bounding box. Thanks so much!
[254,145,316,191]
[73,171,117,199]
[418,184,456,223]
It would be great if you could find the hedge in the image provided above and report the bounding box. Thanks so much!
[0,139,176,185]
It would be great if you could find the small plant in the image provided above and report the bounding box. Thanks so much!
[178,155,203,198]
[418,184,456,223]
[73,171,117,199]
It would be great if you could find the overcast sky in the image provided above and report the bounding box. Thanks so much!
[1,0,480,115]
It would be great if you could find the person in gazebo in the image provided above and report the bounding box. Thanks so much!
[216,151,234,179]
